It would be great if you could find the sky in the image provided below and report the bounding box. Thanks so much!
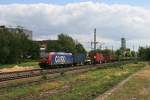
[0,0,150,7]
[0,0,150,51]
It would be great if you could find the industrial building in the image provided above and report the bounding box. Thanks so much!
[0,25,32,40]
[121,38,126,49]
[34,40,58,48]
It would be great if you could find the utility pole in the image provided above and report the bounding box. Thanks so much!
[133,45,135,51]
[90,28,104,51]
[112,45,114,54]
[91,41,93,50]
[132,45,137,60]
[94,28,96,51]
[93,28,97,65]
[99,42,105,50]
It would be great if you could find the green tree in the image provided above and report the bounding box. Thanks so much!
[58,34,77,53]
[138,47,150,60]
[76,43,86,54]
[47,33,86,54]
[131,51,136,57]
[47,40,62,52]
[0,28,10,63]
[100,49,112,56]
[0,27,40,64]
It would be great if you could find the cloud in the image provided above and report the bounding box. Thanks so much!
[0,2,150,50]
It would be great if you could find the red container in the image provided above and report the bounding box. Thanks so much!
[104,55,113,62]
[89,52,104,64]
[95,53,104,63]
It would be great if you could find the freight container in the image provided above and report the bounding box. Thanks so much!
[89,52,104,64]
[73,53,86,65]
[95,53,104,63]
[104,55,113,62]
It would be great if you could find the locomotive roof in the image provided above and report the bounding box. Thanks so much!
[49,52,72,55]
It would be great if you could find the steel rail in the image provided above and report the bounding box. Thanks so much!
[0,61,133,82]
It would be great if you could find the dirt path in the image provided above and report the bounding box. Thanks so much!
[95,72,134,100]
[95,65,150,100]
[0,65,34,73]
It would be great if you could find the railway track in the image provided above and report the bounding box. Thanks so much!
[0,61,133,82]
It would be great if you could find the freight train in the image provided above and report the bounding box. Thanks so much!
[39,52,113,68]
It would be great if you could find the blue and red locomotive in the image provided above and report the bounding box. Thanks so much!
[39,52,73,68]
[39,52,86,68]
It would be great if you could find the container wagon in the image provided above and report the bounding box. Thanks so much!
[73,53,86,66]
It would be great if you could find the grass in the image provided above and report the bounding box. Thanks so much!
[0,62,147,100]
[105,63,150,100]
[49,62,146,100]
[0,80,65,100]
